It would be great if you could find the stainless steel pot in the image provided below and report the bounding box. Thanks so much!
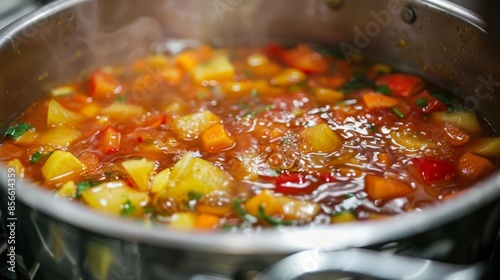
[1,0,500,279]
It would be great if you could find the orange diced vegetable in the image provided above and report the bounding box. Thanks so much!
[194,214,220,230]
[365,174,413,200]
[244,189,282,217]
[301,123,342,153]
[100,126,121,155]
[271,68,306,86]
[362,93,399,110]
[176,45,213,71]
[458,152,495,180]
[202,124,234,153]
[89,71,122,99]
[171,110,220,140]
[280,44,329,74]
[195,203,233,217]
[375,152,390,167]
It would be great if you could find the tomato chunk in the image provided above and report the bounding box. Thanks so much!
[410,158,458,184]
[100,126,121,155]
[280,44,329,74]
[376,74,424,97]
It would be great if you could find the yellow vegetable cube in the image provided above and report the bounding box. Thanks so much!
[170,212,197,230]
[14,130,38,145]
[81,181,149,215]
[390,129,438,151]
[331,211,356,223]
[166,152,231,203]
[171,110,220,140]
[47,99,84,126]
[191,55,235,83]
[101,103,144,121]
[464,137,500,157]
[271,68,306,86]
[431,111,480,134]
[42,150,83,180]
[57,181,76,198]
[36,127,81,147]
[151,168,171,194]
[313,87,344,106]
[121,158,156,192]
[301,123,342,153]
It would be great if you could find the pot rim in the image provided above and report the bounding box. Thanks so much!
[1,0,499,254]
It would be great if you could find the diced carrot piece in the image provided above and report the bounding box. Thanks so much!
[100,126,121,155]
[195,203,233,217]
[362,93,399,110]
[376,73,424,97]
[201,124,234,153]
[458,152,495,180]
[89,71,122,99]
[176,45,213,71]
[194,214,220,230]
[244,189,282,217]
[365,174,413,200]
[375,152,390,167]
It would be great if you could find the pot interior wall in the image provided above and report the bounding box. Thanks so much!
[1,0,499,132]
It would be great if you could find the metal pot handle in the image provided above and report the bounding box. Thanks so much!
[253,248,484,280]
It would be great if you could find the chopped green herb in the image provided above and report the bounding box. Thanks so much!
[187,191,203,201]
[142,207,153,214]
[429,88,462,112]
[377,85,392,95]
[120,199,136,216]
[237,101,250,110]
[251,89,259,98]
[342,74,376,92]
[5,123,33,140]
[115,95,127,103]
[344,193,355,199]
[29,151,44,164]
[257,204,293,226]
[392,107,405,118]
[76,181,100,197]
[366,124,376,132]
[232,198,257,223]
[416,97,427,107]
[289,85,301,92]
[197,92,205,100]
[244,69,255,78]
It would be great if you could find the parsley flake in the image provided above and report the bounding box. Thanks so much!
[120,199,136,216]
[76,181,100,197]
[29,151,44,164]
[5,123,33,140]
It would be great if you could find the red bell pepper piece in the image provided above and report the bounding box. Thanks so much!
[410,158,458,185]
[280,44,329,74]
[410,90,446,114]
[100,126,121,155]
[376,74,424,97]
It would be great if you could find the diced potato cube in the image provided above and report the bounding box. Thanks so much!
[166,152,231,203]
[171,110,220,140]
[244,189,282,217]
[220,81,254,98]
[390,129,438,151]
[151,168,171,194]
[252,80,284,98]
[121,158,156,192]
[464,137,500,157]
[101,103,144,121]
[81,181,148,215]
[36,127,81,147]
[170,212,197,230]
[191,55,235,83]
[6,158,24,177]
[301,123,342,153]
[271,68,306,86]
[14,130,39,145]
[275,196,321,221]
[42,151,83,180]
[313,87,344,106]
[80,103,101,118]
[431,111,480,134]
[57,181,76,198]
[47,99,83,126]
